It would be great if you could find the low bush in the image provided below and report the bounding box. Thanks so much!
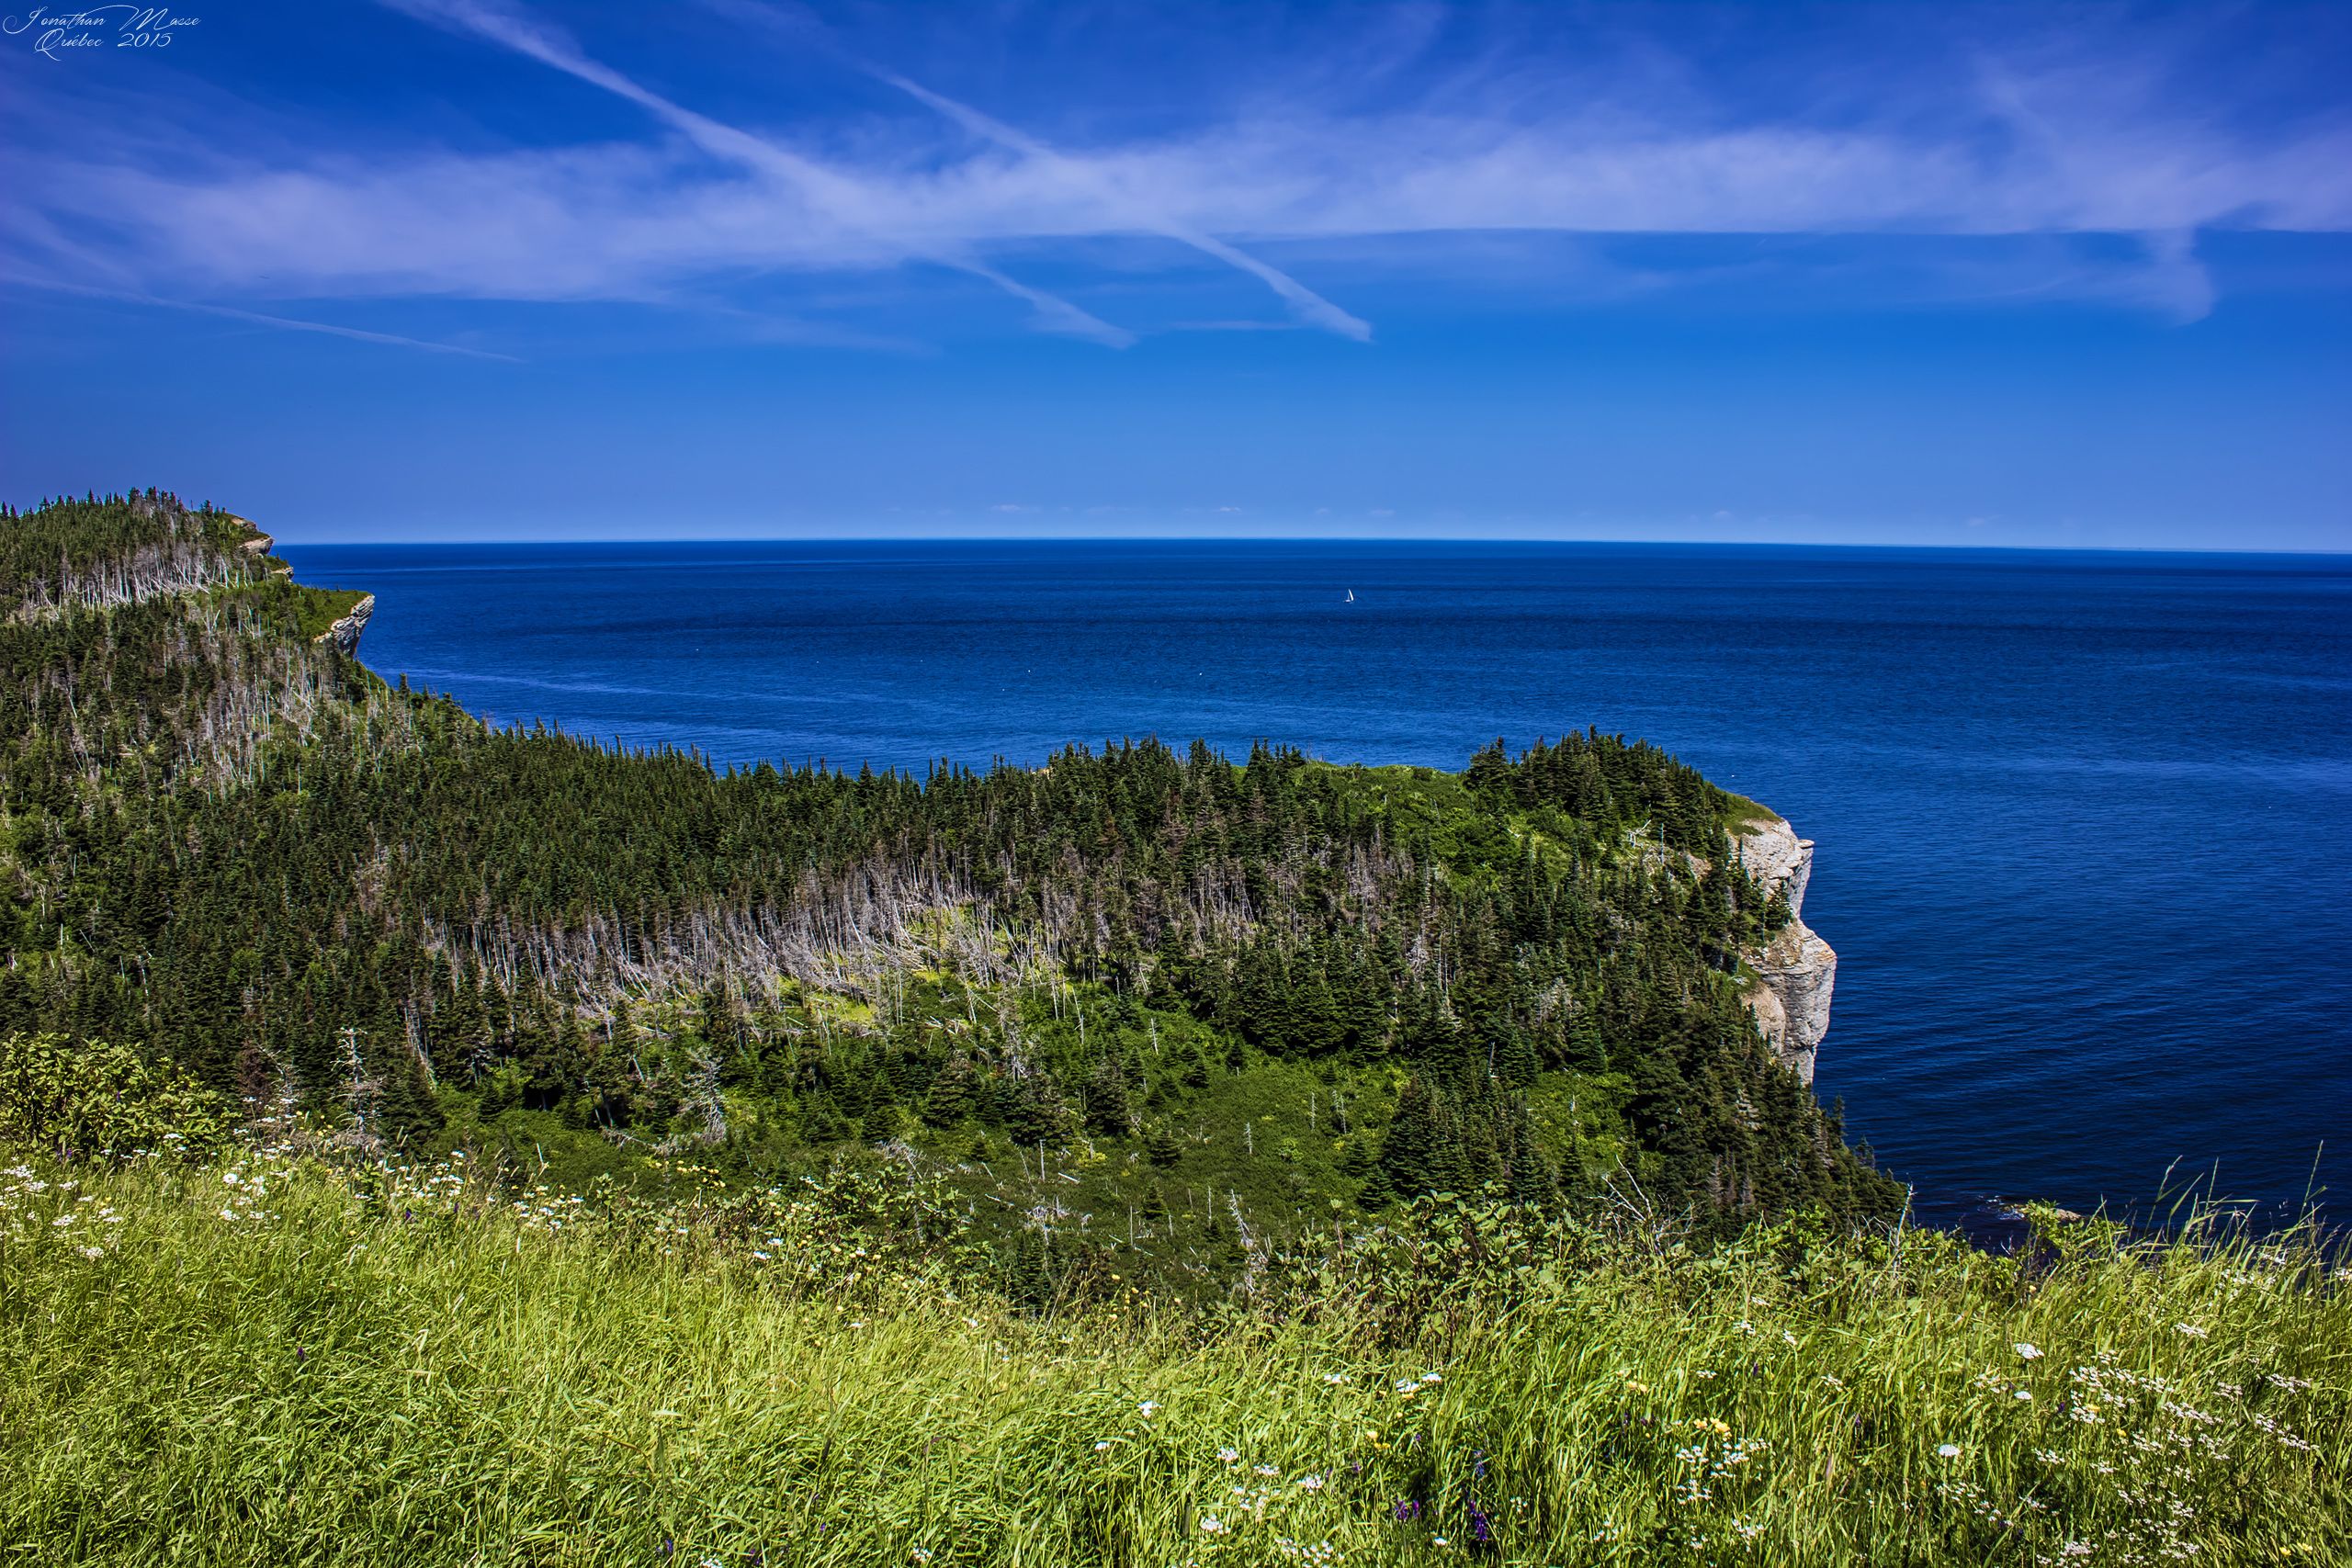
[0,1032,232,1162]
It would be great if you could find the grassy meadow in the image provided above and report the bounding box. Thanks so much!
[4,1133,2346,1566]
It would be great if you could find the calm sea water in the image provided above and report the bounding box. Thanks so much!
[282,540,2352,1228]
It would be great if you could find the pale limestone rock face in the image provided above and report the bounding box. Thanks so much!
[1747,919,1836,1086]
[1733,814,1814,919]
[315,593,374,656]
[1734,814,1834,1085]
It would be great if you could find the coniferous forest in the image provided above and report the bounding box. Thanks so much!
[1,491,1896,1281]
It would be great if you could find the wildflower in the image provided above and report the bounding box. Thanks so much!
[2015,1389,2033,1401]
[2016,1342,2042,1360]
[1419,1371,1442,1384]
[79,1245,104,1259]
[2174,1323,2209,1339]
[1937,1444,1962,1459]
[1137,1400,1160,1416]
[219,1209,238,1222]
[1198,1516,1226,1534]
[1296,1473,1325,1491]
[1255,1465,1280,1477]
[1323,1371,1348,1384]
[51,1214,73,1227]
[1095,1441,1113,1452]
[911,1552,933,1564]
[1217,1447,1238,1464]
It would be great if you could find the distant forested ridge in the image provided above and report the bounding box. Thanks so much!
[1,491,1895,1273]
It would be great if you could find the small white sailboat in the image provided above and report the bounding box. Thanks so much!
[1345,589,1355,603]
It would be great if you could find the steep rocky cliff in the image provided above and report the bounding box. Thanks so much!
[1735,814,1836,1086]
[315,593,374,656]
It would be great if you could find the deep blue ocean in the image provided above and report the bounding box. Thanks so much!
[281,540,2352,1229]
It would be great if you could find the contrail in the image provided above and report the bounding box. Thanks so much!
[2,274,520,360]
[381,0,1136,346]
[875,68,1372,342]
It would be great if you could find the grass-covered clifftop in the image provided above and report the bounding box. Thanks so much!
[2,490,1893,1277]
[3,1117,2345,1565]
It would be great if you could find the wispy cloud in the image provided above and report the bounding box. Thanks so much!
[0,273,519,359]
[160,295,522,359]
[866,64,1372,341]
[379,0,1134,344]
[4,0,2346,343]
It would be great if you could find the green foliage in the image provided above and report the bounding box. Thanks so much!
[2,1139,2346,1565]
[0,489,261,601]
[0,490,1897,1271]
[0,1032,231,1160]
[291,585,368,642]
[7,493,2341,1564]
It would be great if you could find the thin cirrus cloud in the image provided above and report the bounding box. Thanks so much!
[377,0,1136,346]
[4,0,2348,354]
[868,68,1374,343]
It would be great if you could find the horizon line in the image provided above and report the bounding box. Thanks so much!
[275,533,2352,559]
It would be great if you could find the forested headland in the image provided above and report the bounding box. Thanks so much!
[1,491,1895,1273]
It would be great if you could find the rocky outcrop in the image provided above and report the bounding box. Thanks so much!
[224,513,273,554]
[315,593,374,656]
[1735,814,1835,1086]
[1744,920,1836,1087]
[1732,814,1812,916]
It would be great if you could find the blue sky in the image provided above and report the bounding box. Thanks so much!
[2,1,2346,548]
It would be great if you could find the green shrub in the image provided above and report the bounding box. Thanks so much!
[0,1032,232,1161]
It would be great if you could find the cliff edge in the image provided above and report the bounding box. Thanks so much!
[314,592,374,656]
[1734,814,1835,1086]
